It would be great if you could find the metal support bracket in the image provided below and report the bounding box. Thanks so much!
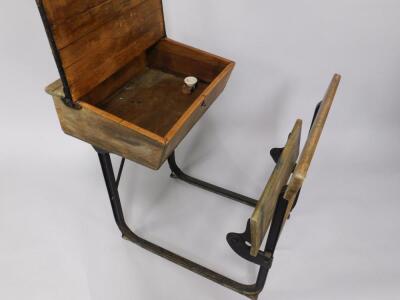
[270,147,284,163]
[227,220,273,269]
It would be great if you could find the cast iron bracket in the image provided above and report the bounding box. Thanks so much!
[227,220,273,269]
[270,147,284,163]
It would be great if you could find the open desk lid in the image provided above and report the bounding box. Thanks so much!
[36,0,166,105]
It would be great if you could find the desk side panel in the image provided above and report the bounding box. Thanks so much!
[162,63,234,164]
[249,120,302,256]
[51,95,165,170]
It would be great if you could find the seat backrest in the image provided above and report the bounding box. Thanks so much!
[283,74,341,220]
[249,120,302,256]
[249,74,341,257]
[36,0,165,101]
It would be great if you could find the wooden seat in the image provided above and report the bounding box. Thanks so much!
[250,120,302,256]
[283,74,341,220]
[249,74,341,256]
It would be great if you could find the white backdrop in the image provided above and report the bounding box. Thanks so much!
[1,1,399,299]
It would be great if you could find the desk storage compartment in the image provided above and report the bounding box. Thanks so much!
[38,0,234,169]
[46,39,234,169]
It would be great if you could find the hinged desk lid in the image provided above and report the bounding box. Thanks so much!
[37,0,166,102]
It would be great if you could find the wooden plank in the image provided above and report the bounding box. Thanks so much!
[59,0,162,68]
[96,69,208,137]
[39,0,165,101]
[40,0,109,24]
[283,74,341,217]
[162,62,234,164]
[148,38,231,83]
[249,120,302,257]
[46,80,167,170]
[82,53,148,105]
[50,0,148,49]
[46,79,165,143]
[68,28,163,100]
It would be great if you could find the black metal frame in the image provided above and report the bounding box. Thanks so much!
[93,102,321,299]
[168,152,258,207]
[94,147,289,300]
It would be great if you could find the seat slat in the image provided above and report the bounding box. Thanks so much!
[283,74,341,218]
[250,120,302,256]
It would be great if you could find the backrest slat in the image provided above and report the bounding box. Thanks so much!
[250,120,302,257]
[283,74,341,219]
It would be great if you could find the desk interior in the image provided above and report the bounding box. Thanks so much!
[96,68,208,137]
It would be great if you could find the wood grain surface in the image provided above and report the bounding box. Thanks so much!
[284,74,341,214]
[40,0,165,101]
[45,39,234,169]
[97,68,208,136]
[148,38,230,83]
[249,120,302,256]
[39,2,235,169]
[49,82,166,169]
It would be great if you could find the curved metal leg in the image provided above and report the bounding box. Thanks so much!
[95,148,270,299]
[167,152,258,207]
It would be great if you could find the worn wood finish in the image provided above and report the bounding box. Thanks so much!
[39,0,165,101]
[82,53,148,105]
[163,62,234,161]
[97,69,208,136]
[283,74,341,216]
[249,120,302,256]
[148,38,231,83]
[40,0,234,170]
[45,38,234,169]
[47,81,166,169]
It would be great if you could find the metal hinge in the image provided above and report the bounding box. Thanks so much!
[62,95,81,110]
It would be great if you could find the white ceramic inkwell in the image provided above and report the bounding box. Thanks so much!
[182,76,198,94]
